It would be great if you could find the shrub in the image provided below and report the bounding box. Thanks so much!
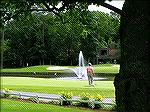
[94,94,103,101]
[77,92,91,107]
[77,93,104,109]
[48,100,60,105]
[59,91,73,106]
[94,94,104,109]
[59,91,73,99]
[80,92,91,100]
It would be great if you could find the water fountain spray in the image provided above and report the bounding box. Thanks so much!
[72,51,88,79]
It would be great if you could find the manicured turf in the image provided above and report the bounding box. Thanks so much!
[1,64,120,73]
[1,99,95,112]
[1,65,55,72]
[94,65,119,73]
[1,77,115,98]
[1,65,116,111]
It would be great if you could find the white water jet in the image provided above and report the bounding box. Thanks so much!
[72,51,88,80]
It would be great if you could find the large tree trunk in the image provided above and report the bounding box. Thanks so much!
[114,0,150,112]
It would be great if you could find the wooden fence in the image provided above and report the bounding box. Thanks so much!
[1,91,116,110]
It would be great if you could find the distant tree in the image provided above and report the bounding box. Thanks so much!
[2,2,119,67]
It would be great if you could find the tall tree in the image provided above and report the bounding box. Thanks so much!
[1,0,121,67]
[114,1,150,112]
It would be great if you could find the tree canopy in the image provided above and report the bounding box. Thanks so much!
[3,5,120,67]
[1,0,122,25]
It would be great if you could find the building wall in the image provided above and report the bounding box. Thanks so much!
[99,48,120,60]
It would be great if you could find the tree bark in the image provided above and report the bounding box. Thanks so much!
[114,0,150,112]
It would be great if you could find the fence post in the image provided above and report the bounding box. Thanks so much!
[18,92,21,99]
[88,99,95,109]
[35,95,39,104]
[60,96,63,106]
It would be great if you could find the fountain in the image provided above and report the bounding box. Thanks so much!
[46,51,108,81]
[72,51,88,80]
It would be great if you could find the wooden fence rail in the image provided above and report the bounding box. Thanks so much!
[1,91,116,109]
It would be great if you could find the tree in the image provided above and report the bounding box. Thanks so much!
[1,0,121,67]
[114,1,150,112]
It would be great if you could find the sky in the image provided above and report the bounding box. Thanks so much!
[56,1,125,14]
[88,1,125,13]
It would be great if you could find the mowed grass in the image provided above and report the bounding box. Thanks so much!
[1,77,115,98]
[1,99,95,112]
[1,64,120,73]
[1,65,54,72]
[94,65,119,73]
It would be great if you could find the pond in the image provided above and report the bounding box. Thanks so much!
[1,72,116,81]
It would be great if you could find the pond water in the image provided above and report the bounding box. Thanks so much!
[54,77,108,80]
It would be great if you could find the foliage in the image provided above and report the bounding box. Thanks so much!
[79,92,103,101]
[78,92,92,107]
[80,92,92,100]
[94,94,103,101]
[59,91,73,99]
[76,92,104,109]
[1,90,115,110]
[2,4,120,68]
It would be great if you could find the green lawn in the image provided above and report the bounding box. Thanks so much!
[1,65,55,72]
[1,99,95,112]
[1,64,120,73]
[94,65,119,73]
[1,66,116,112]
[1,77,115,98]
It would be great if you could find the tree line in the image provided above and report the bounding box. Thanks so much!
[3,4,120,68]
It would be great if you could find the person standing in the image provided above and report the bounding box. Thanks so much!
[87,63,94,86]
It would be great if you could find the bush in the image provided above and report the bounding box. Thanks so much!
[77,92,91,107]
[94,94,103,101]
[4,93,11,98]
[59,91,73,99]
[59,91,73,106]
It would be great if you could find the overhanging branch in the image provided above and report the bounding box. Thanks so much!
[2,0,123,24]
[41,1,67,23]
[63,0,123,14]
[98,2,122,15]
